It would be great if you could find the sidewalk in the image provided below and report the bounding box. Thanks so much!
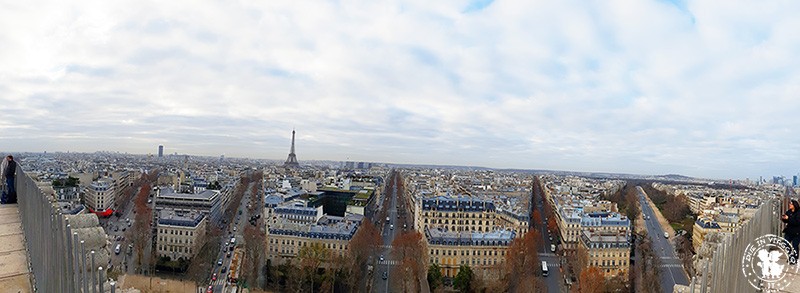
[0,203,32,292]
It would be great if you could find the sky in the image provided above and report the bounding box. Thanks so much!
[1,0,799,180]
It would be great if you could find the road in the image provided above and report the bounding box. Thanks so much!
[532,184,566,293]
[101,184,151,276]
[637,186,689,293]
[370,174,412,293]
[209,180,257,293]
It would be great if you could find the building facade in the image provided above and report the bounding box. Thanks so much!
[692,217,722,251]
[156,209,207,260]
[266,214,361,265]
[426,228,513,279]
[580,229,630,279]
[84,178,115,213]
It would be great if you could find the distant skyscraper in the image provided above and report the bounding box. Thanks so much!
[158,145,164,158]
[283,129,300,168]
[794,175,798,187]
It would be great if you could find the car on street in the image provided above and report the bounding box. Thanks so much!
[226,251,232,258]
[390,224,394,230]
[221,267,227,273]
[664,232,669,238]
[212,273,217,281]
[206,285,213,293]
[218,258,223,266]
[380,255,384,262]
[382,271,388,280]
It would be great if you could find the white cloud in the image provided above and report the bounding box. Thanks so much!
[1,0,799,179]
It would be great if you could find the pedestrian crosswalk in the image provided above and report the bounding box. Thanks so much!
[379,244,394,249]
[660,263,684,268]
[546,262,561,268]
[378,260,400,266]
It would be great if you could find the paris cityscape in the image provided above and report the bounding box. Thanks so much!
[2,1,800,293]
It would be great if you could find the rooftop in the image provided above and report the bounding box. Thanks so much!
[426,227,515,246]
[157,189,219,201]
[157,209,205,228]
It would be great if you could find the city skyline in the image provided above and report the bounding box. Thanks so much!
[2,1,800,179]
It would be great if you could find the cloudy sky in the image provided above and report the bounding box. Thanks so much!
[1,0,799,179]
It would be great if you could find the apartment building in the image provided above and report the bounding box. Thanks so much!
[84,178,115,214]
[156,208,207,260]
[417,195,529,237]
[266,214,361,264]
[692,217,722,251]
[427,228,514,279]
[580,229,630,279]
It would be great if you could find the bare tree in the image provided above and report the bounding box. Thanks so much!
[504,229,541,292]
[346,219,381,289]
[578,266,605,293]
[391,231,427,292]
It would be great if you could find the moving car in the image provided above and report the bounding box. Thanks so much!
[380,255,384,262]
[382,271,388,280]
[664,232,669,238]
[212,273,217,281]
[550,244,556,253]
[218,258,223,266]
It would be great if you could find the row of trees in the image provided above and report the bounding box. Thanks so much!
[640,183,692,226]
[242,172,267,288]
[186,171,258,285]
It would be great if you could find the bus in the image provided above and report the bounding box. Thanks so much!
[542,261,549,277]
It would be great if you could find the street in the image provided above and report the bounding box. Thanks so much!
[101,185,152,276]
[532,185,566,293]
[637,186,689,292]
[369,173,411,293]
[208,180,257,293]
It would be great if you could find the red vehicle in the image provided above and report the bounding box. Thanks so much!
[212,273,217,281]
[206,285,213,293]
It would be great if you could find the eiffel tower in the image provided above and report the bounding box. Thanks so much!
[283,129,300,168]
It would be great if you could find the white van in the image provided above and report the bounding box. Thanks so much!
[114,244,121,255]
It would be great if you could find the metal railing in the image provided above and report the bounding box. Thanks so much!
[691,197,787,293]
[17,169,117,293]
